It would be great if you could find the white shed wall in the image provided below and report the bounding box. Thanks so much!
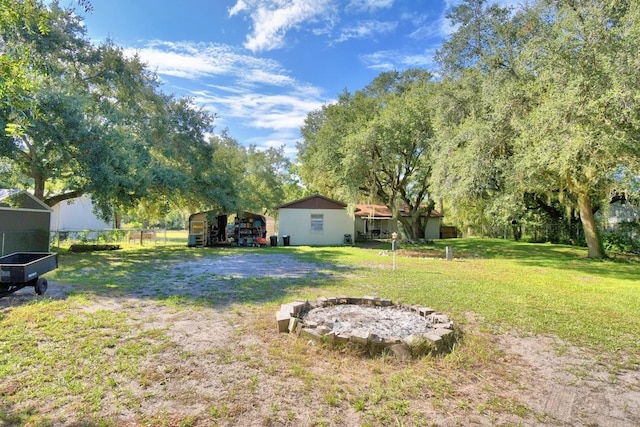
[606,201,640,227]
[277,208,354,246]
[50,196,111,231]
[425,218,442,240]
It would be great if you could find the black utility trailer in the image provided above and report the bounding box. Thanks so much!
[0,252,58,298]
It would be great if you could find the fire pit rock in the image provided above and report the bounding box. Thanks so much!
[275,296,460,359]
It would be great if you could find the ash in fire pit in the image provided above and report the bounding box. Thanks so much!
[305,304,450,339]
[275,296,459,359]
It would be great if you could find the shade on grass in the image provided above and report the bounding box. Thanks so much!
[49,237,640,358]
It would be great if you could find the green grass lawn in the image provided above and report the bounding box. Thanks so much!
[288,239,640,359]
[47,237,640,358]
[1,237,639,425]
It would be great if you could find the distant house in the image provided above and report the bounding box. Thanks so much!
[275,195,445,246]
[0,189,52,254]
[605,200,640,227]
[275,195,354,246]
[50,196,111,231]
[354,204,442,241]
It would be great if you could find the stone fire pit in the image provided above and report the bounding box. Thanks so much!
[276,296,460,359]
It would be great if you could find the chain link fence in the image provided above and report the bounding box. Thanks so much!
[49,229,170,249]
[1,229,190,256]
[482,222,586,246]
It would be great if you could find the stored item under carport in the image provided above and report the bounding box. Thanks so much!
[0,252,58,298]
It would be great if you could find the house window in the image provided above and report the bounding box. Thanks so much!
[310,214,324,233]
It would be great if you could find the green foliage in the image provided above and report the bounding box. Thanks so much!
[435,0,516,75]
[208,131,298,216]
[0,0,53,129]
[510,0,640,258]
[602,222,640,254]
[298,69,438,239]
[0,2,250,222]
[242,145,293,216]
[431,0,640,258]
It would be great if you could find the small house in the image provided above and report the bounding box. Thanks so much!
[275,195,354,246]
[0,189,52,255]
[275,195,445,246]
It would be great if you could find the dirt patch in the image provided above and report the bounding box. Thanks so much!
[172,253,331,279]
[2,252,639,426]
[494,331,640,426]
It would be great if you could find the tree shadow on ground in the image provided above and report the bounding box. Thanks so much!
[28,245,362,310]
[431,237,640,261]
[424,238,640,282]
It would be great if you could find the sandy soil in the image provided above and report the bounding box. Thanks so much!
[2,253,639,426]
[495,331,640,427]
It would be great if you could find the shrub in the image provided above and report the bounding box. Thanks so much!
[602,221,640,254]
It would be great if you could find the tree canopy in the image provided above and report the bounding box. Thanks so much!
[298,69,438,240]
[296,0,639,257]
[3,0,638,257]
[0,1,247,222]
[209,131,297,217]
[431,0,640,258]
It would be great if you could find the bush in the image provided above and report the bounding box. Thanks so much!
[68,244,121,253]
[602,221,640,254]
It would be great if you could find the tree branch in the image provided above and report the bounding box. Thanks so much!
[44,190,85,207]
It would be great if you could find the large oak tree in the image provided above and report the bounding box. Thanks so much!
[0,1,235,221]
[298,70,438,240]
[510,0,640,258]
[433,0,640,258]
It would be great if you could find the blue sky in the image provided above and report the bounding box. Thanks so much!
[74,0,501,157]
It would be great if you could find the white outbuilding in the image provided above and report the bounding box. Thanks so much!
[275,194,354,246]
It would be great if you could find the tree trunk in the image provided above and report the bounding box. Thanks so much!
[397,216,414,240]
[411,215,422,240]
[33,173,46,201]
[422,216,430,240]
[577,192,605,259]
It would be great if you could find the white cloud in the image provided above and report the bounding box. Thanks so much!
[121,39,328,154]
[346,0,394,13]
[228,0,249,15]
[226,0,405,52]
[126,41,296,88]
[229,0,337,52]
[400,50,438,69]
[238,127,303,156]
[359,51,396,71]
[404,12,443,40]
[334,20,397,43]
[196,91,325,130]
[191,80,326,152]
[360,49,437,71]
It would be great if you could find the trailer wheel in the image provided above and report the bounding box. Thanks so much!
[35,278,48,295]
